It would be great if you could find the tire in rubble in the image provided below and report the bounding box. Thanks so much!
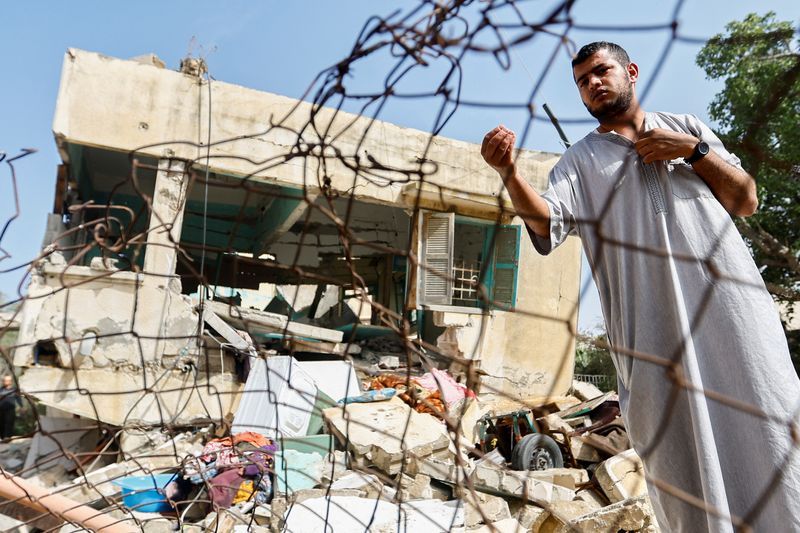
[511,433,564,471]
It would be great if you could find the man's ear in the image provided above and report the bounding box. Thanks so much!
[627,62,639,84]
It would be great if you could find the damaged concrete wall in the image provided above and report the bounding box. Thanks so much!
[52,49,559,215]
[12,259,242,426]
[14,261,197,369]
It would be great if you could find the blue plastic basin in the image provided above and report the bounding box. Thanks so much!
[112,473,177,513]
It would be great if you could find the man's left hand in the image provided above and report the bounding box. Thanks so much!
[635,128,697,164]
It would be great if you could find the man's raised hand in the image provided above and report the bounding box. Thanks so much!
[635,128,697,164]
[481,125,516,179]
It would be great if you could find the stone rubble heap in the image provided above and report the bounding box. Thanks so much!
[0,365,661,533]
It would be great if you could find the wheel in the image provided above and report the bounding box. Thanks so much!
[511,433,564,471]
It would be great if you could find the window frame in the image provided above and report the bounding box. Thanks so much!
[414,211,520,312]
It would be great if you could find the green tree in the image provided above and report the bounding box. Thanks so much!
[697,13,800,361]
[574,331,617,392]
[697,13,800,299]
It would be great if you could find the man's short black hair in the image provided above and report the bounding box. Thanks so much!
[571,42,631,68]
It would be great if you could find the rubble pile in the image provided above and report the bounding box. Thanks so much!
[0,352,661,532]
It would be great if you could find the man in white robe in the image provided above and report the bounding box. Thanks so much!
[481,41,800,531]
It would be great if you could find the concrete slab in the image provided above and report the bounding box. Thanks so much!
[562,494,660,533]
[282,496,465,532]
[470,463,575,504]
[323,397,451,475]
[462,490,511,527]
[525,468,589,490]
[594,448,647,503]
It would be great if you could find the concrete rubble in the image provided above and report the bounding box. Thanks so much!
[0,358,666,532]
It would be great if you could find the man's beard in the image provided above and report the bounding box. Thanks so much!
[586,83,633,121]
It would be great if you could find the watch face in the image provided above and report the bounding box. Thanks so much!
[698,141,710,156]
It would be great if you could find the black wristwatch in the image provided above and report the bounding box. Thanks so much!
[685,140,709,165]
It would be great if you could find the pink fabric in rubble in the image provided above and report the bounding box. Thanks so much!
[414,368,476,406]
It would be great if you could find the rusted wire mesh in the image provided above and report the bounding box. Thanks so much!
[0,1,797,532]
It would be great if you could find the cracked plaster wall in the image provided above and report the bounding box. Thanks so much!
[14,262,198,369]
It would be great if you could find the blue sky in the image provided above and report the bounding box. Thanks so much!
[1,1,798,330]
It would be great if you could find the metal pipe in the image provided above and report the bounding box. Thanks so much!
[0,470,138,533]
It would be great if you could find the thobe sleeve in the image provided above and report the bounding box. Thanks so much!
[529,165,577,256]
[686,114,744,171]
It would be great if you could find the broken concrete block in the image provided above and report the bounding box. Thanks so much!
[538,500,603,533]
[571,380,604,401]
[594,448,647,503]
[562,494,660,532]
[283,496,464,532]
[320,449,350,485]
[470,463,575,504]
[323,397,451,475]
[330,471,386,499]
[291,488,363,503]
[125,511,177,533]
[508,502,549,531]
[405,453,463,483]
[570,436,602,463]
[462,490,511,527]
[466,518,523,533]
[118,428,169,456]
[398,473,434,501]
[574,488,607,510]
[525,468,589,490]
[269,496,288,533]
[233,525,269,533]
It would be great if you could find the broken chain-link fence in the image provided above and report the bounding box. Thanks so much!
[1,1,798,532]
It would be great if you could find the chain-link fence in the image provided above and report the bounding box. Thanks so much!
[1,2,798,532]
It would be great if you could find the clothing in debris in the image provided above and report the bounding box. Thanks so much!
[533,111,800,531]
[189,431,275,509]
[208,468,246,509]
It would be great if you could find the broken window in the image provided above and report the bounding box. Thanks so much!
[416,211,520,310]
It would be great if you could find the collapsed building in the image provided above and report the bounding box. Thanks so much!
[0,50,664,532]
[14,48,581,426]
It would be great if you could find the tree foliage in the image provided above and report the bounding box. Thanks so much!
[574,331,617,391]
[697,13,800,309]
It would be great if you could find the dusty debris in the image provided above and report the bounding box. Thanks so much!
[466,517,522,533]
[537,500,604,532]
[282,495,465,532]
[8,346,663,533]
[470,461,576,504]
[562,494,660,532]
[0,437,31,472]
[595,448,647,503]
[570,380,604,402]
[508,502,550,531]
[462,489,511,527]
[323,396,451,475]
[526,467,590,490]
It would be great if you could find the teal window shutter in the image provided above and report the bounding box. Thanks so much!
[419,211,454,306]
[491,224,520,310]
